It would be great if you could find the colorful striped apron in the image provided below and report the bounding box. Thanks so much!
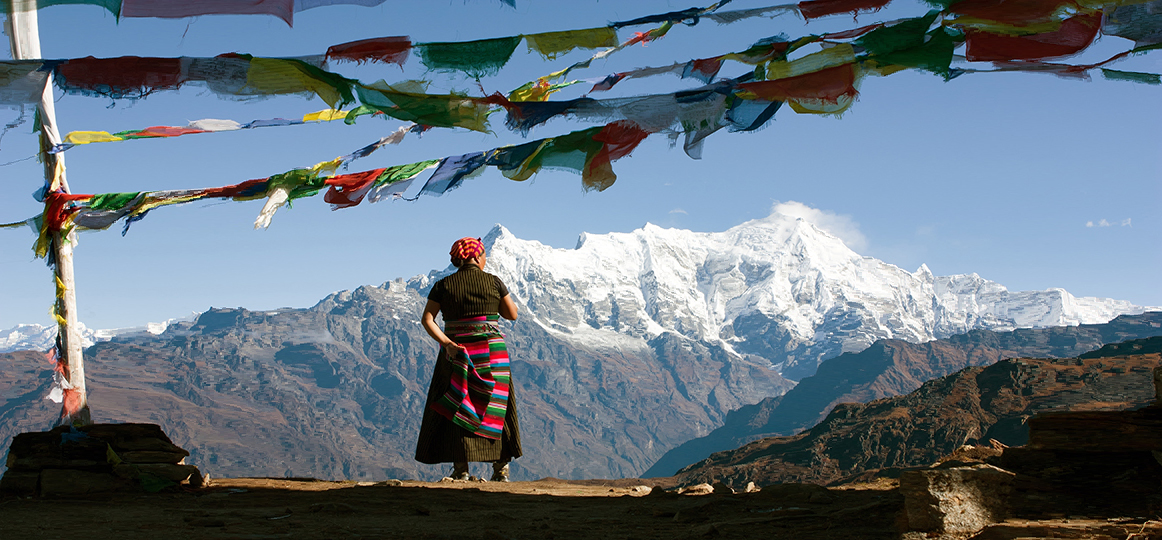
[430,315,510,440]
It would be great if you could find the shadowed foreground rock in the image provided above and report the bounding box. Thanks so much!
[1,423,205,496]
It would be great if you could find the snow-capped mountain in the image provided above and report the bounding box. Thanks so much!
[412,211,1153,380]
[6,210,1151,380]
[0,316,196,354]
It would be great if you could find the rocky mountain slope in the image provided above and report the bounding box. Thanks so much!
[646,312,1162,477]
[0,281,792,481]
[673,336,1162,488]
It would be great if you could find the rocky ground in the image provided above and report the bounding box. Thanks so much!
[2,476,1160,539]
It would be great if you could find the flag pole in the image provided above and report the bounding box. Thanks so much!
[6,5,91,425]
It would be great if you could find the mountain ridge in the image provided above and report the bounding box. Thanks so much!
[672,335,1162,488]
[644,311,1162,477]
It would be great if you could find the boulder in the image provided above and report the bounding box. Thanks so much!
[0,470,39,496]
[39,469,135,496]
[900,464,1015,534]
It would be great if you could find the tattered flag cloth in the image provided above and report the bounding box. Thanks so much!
[966,12,1102,61]
[431,315,511,440]
[1104,0,1162,48]
[416,36,523,79]
[326,36,411,66]
[0,0,121,16]
[120,0,296,25]
[524,27,619,60]
[798,0,891,20]
[55,56,184,99]
[53,108,365,153]
[0,61,48,105]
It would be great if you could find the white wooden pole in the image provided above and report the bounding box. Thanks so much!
[6,4,90,425]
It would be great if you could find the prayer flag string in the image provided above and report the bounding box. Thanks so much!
[21,121,652,253]
[0,0,508,27]
[50,108,382,154]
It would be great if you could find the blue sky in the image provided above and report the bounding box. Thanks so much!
[1,0,1159,331]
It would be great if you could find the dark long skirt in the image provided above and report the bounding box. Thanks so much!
[414,347,522,464]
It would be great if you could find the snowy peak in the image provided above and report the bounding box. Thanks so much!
[0,316,196,354]
[456,210,1154,380]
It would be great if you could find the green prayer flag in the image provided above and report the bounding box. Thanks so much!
[495,126,604,182]
[856,11,940,57]
[374,160,442,186]
[89,192,141,212]
[416,36,522,78]
[268,169,326,202]
[0,0,121,17]
[870,27,961,80]
[356,82,494,132]
[1102,68,1162,85]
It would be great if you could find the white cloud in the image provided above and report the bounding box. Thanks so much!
[1122,218,1132,227]
[1086,221,1094,228]
[1099,219,1111,227]
[669,208,688,215]
[771,201,868,251]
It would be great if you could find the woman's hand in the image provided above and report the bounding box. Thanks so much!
[442,341,468,358]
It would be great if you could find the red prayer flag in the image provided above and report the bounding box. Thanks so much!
[56,57,185,97]
[965,13,1102,61]
[583,121,651,192]
[132,126,209,138]
[798,0,891,20]
[324,168,386,208]
[949,0,1071,26]
[738,64,858,102]
[326,36,412,67]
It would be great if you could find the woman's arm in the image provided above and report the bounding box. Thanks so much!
[421,299,467,357]
[499,294,518,321]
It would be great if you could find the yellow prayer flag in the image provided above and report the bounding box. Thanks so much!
[524,27,619,60]
[303,109,349,122]
[64,131,124,145]
[767,44,857,81]
[788,95,858,115]
[310,157,344,176]
[247,58,344,108]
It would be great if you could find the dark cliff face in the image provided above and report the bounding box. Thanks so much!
[672,336,1162,488]
[0,283,792,481]
[643,312,1162,477]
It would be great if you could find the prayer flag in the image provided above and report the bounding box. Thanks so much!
[326,36,411,66]
[1101,68,1162,84]
[0,0,120,16]
[738,63,858,102]
[56,56,184,99]
[356,82,496,132]
[121,0,295,26]
[0,62,47,105]
[420,152,488,195]
[798,0,891,20]
[295,0,387,10]
[416,36,522,78]
[966,13,1101,61]
[1103,0,1162,48]
[246,57,356,108]
[524,27,619,60]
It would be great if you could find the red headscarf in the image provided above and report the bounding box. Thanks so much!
[450,237,485,263]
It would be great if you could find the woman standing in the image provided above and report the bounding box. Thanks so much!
[416,237,522,481]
